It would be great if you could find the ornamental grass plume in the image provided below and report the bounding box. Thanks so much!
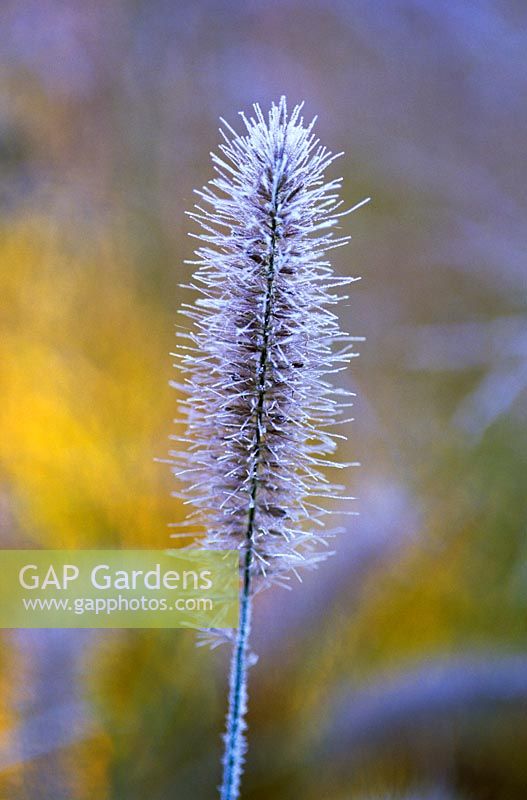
[169,97,367,800]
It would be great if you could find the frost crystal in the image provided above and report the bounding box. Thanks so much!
[171,96,362,594]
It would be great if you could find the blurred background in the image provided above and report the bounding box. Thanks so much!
[0,1,526,798]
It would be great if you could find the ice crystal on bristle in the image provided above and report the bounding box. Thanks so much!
[170,96,364,597]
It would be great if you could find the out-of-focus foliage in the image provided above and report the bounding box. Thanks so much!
[0,218,175,548]
[0,1,526,798]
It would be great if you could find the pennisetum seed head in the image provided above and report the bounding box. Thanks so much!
[170,96,365,615]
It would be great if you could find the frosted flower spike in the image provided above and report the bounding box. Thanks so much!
[168,96,367,800]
